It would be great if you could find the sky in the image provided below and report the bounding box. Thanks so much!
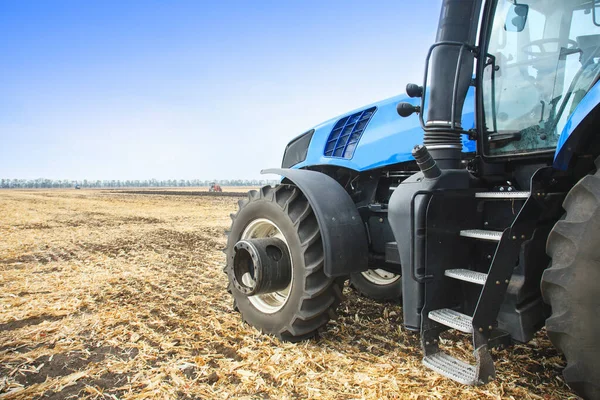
[0,0,442,180]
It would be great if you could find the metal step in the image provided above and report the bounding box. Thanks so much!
[445,269,487,285]
[475,191,529,199]
[428,308,473,333]
[423,352,478,385]
[460,229,502,242]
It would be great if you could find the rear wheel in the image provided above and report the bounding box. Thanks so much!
[350,269,402,301]
[225,185,342,342]
[543,159,600,400]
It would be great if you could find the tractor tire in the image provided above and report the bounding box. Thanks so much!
[225,185,342,342]
[349,269,401,302]
[543,159,600,400]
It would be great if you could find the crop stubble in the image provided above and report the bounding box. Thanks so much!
[0,189,577,399]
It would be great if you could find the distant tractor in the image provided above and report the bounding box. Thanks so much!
[209,182,222,192]
[224,1,600,399]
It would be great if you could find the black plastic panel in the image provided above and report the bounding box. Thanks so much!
[281,130,314,168]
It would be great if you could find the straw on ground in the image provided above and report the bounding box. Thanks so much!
[0,189,576,399]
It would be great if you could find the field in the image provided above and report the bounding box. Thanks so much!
[0,189,578,399]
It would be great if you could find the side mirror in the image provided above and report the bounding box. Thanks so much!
[593,0,600,27]
[504,4,528,32]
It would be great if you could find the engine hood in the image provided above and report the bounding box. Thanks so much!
[286,91,475,172]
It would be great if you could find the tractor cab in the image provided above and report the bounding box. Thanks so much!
[480,0,600,157]
[398,0,600,163]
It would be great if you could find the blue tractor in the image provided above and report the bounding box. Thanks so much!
[225,1,600,398]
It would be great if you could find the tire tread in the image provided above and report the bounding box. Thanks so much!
[224,184,341,342]
[543,160,600,400]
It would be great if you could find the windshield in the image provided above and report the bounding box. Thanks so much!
[482,0,600,156]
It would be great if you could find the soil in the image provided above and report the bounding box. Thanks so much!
[0,188,578,399]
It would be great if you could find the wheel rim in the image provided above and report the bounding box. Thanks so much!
[360,269,401,285]
[241,218,292,313]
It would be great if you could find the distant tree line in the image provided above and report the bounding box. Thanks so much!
[0,178,279,189]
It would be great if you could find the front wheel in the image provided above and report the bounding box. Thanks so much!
[543,159,600,400]
[224,185,342,342]
[349,268,402,301]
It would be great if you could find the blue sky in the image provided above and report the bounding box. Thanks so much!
[0,0,441,180]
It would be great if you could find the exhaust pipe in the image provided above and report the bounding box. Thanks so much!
[412,145,441,179]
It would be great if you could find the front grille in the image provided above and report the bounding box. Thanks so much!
[324,106,376,159]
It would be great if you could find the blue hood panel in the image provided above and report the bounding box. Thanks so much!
[293,92,475,172]
[553,80,600,170]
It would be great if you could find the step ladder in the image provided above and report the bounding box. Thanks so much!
[421,190,539,385]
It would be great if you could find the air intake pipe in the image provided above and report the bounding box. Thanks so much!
[425,0,481,169]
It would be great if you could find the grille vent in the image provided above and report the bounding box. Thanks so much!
[324,106,376,159]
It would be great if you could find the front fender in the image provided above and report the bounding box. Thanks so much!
[262,168,368,277]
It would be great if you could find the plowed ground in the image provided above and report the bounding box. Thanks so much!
[0,189,578,399]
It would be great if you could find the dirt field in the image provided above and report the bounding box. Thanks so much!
[0,189,578,399]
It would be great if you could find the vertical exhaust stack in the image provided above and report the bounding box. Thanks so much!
[426,0,480,169]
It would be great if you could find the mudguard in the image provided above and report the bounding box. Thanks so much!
[262,168,369,277]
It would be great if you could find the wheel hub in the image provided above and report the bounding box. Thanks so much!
[232,238,292,296]
[238,218,293,314]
